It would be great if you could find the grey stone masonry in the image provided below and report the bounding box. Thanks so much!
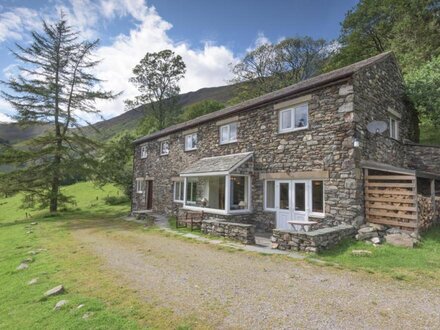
[272,224,356,252]
[201,219,256,244]
[132,52,440,233]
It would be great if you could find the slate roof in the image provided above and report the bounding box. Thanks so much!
[134,52,394,145]
[180,152,253,176]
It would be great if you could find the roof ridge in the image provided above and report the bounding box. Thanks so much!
[134,52,394,144]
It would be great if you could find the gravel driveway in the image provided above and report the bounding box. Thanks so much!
[71,221,440,329]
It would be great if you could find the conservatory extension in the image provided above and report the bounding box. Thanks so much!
[174,152,253,215]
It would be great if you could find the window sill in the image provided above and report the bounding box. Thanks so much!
[309,213,325,219]
[173,200,184,203]
[160,153,169,156]
[278,126,309,134]
[184,148,197,152]
[219,140,238,145]
[182,206,252,216]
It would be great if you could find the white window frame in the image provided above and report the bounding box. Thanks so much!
[160,141,170,156]
[263,179,325,217]
[136,178,145,194]
[264,180,276,211]
[278,103,309,133]
[219,122,238,145]
[389,117,399,140]
[140,146,148,159]
[184,133,198,151]
[182,174,251,215]
[173,181,184,203]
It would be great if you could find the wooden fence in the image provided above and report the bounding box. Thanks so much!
[364,171,418,231]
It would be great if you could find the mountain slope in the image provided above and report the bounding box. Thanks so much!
[0,84,237,145]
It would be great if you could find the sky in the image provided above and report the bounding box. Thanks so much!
[0,0,359,123]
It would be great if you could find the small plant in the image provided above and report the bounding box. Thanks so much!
[104,196,129,205]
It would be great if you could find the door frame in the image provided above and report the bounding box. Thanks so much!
[275,179,310,229]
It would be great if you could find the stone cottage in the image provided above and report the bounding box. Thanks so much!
[132,52,440,236]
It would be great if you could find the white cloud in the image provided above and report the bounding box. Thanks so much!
[0,112,13,123]
[0,7,41,42]
[0,99,15,123]
[0,0,239,123]
[92,2,237,120]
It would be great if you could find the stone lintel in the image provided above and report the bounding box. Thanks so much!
[260,171,329,180]
[274,94,312,110]
[216,116,239,126]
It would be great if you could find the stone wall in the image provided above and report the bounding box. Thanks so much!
[201,219,256,244]
[133,77,363,230]
[405,142,440,173]
[272,224,356,252]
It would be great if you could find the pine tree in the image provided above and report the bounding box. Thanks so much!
[0,15,118,213]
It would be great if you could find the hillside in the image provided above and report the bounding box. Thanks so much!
[0,84,237,144]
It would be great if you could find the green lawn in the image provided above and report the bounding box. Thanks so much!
[311,227,440,285]
[0,182,202,329]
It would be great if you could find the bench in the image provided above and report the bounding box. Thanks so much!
[287,220,318,232]
[177,211,205,231]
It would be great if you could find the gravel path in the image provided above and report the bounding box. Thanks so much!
[71,222,440,329]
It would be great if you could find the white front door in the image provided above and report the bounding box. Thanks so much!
[276,180,309,230]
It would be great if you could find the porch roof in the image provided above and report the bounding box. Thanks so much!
[180,152,253,177]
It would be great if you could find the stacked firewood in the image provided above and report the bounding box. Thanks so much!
[417,195,435,231]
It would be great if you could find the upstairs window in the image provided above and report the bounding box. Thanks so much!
[389,117,399,140]
[279,103,308,133]
[160,141,170,155]
[220,122,237,144]
[185,133,198,151]
[140,146,148,159]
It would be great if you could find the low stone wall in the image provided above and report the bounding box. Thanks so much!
[201,219,256,244]
[272,224,356,253]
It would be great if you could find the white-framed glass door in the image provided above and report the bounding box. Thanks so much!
[275,180,309,230]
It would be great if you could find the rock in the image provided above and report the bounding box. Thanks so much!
[356,231,378,241]
[410,232,421,240]
[28,278,38,285]
[44,285,64,297]
[371,237,381,244]
[28,251,38,255]
[351,250,372,256]
[353,216,364,228]
[369,223,387,231]
[386,228,401,235]
[271,243,279,249]
[358,226,375,234]
[82,312,94,320]
[16,263,29,270]
[54,300,68,310]
[26,231,33,234]
[77,304,85,309]
[22,257,33,263]
[385,234,415,248]
[31,222,38,225]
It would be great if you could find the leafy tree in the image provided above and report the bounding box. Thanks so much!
[94,132,134,199]
[0,16,118,213]
[125,50,186,133]
[405,56,440,127]
[179,100,224,122]
[327,0,439,73]
[230,37,329,102]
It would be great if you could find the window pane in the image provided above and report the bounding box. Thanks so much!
[161,141,169,154]
[312,181,324,213]
[266,181,275,209]
[279,183,289,209]
[295,105,308,128]
[229,123,237,141]
[230,176,247,210]
[221,126,228,143]
[185,177,225,210]
[179,182,184,200]
[295,183,305,211]
[281,110,292,130]
[192,134,197,148]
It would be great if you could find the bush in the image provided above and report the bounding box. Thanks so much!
[104,195,130,205]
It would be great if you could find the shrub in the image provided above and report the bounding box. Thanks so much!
[104,195,130,205]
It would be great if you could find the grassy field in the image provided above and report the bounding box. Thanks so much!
[0,182,201,329]
[311,227,440,285]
